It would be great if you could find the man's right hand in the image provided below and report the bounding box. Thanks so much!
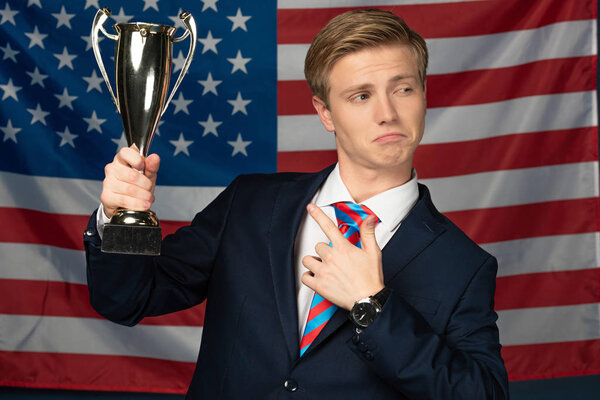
[100,145,161,219]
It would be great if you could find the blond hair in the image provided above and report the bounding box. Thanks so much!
[304,9,428,106]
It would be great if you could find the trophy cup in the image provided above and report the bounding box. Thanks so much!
[91,8,197,255]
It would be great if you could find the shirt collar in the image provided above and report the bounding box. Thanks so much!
[315,164,419,232]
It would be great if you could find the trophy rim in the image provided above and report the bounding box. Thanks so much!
[114,22,177,35]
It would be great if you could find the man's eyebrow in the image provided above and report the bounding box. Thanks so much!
[340,75,420,96]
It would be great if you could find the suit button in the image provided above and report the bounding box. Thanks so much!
[284,379,298,392]
[357,341,368,352]
[84,229,95,237]
[365,351,374,361]
[352,334,360,344]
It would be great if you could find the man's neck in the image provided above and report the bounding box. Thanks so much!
[338,162,413,204]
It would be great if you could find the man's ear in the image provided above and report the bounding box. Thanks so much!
[312,95,335,132]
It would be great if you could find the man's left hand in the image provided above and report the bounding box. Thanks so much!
[301,203,385,310]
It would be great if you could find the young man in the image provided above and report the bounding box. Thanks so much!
[85,9,509,399]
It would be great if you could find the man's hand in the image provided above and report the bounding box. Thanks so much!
[301,204,385,310]
[100,145,160,219]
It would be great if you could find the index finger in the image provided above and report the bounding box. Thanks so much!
[307,203,345,245]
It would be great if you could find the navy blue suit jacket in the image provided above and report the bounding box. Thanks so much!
[84,165,509,399]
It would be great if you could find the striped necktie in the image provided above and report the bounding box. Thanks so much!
[299,202,378,356]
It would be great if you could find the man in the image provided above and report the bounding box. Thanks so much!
[85,9,509,399]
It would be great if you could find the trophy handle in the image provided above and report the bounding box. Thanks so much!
[161,11,197,117]
[91,8,120,113]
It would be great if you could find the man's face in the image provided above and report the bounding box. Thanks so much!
[313,44,426,176]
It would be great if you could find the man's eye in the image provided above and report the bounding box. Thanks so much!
[352,93,369,102]
[397,87,412,94]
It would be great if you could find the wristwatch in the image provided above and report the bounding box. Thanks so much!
[349,287,391,329]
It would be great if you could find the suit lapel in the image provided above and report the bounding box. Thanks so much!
[267,166,335,362]
[302,184,446,357]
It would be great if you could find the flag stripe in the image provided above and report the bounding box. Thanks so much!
[0,279,205,326]
[483,233,600,278]
[501,339,600,381]
[0,351,194,394]
[278,91,596,151]
[278,56,596,115]
[445,197,599,244]
[495,269,600,311]
[497,303,600,346]
[277,20,596,80]
[0,314,202,362]
[277,0,594,43]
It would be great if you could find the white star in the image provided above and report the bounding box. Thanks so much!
[1,119,21,143]
[228,92,251,116]
[81,32,103,51]
[26,67,48,87]
[0,42,19,62]
[54,47,77,70]
[83,111,107,133]
[52,5,75,29]
[84,0,100,9]
[227,8,251,32]
[227,50,251,74]
[111,7,133,24]
[83,70,104,92]
[172,50,186,73]
[56,126,78,148]
[198,72,221,96]
[0,78,21,101]
[0,3,18,25]
[169,133,193,156]
[201,0,218,12]
[198,114,222,137]
[198,30,222,54]
[168,8,186,31]
[111,132,129,150]
[143,0,159,12]
[25,26,47,49]
[227,133,251,157]
[55,87,78,110]
[28,0,42,8]
[170,92,192,115]
[27,103,50,126]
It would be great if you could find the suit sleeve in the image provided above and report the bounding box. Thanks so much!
[349,255,509,399]
[84,176,241,327]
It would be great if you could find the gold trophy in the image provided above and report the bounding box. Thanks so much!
[91,8,197,255]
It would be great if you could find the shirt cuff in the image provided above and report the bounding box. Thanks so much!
[96,203,110,239]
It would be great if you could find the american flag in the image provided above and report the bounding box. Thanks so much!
[0,0,598,394]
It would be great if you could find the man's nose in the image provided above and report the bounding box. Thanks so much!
[375,94,398,125]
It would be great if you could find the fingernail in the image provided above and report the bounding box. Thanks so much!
[307,204,315,212]
[367,216,375,228]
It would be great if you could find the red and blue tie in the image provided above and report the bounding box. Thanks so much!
[299,201,378,356]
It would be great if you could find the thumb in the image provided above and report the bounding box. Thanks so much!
[144,153,160,182]
[359,215,380,253]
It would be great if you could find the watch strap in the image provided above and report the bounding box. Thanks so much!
[371,287,391,308]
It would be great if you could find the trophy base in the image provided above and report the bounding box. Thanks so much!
[101,210,161,256]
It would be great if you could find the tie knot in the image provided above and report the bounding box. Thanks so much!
[331,202,378,231]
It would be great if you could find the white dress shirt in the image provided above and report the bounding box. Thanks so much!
[294,164,419,338]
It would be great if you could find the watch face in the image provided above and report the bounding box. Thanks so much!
[352,302,377,328]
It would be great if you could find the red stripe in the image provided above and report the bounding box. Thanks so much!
[0,279,205,326]
[495,269,600,311]
[0,351,193,393]
[502,339,600,381]
[299,319,328,351]
[345,231,360,246]
[305,297,334,323]
[277,127,598,177]
[278,57,596,116]
[0,207,188,250]
[444,197,600,244]
[278,149,338,173]
[277,0,595,44]
[414,127,598,179]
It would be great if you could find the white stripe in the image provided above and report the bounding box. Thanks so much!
[482,233,599,278]
[421,162,597,213]
[497,303,600,346]
[278,91,596,151]
[0,171,224,221]
[0,243,86,284]
[278,20,595,80]
[277,0,485,9]
[0,314,202,362]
